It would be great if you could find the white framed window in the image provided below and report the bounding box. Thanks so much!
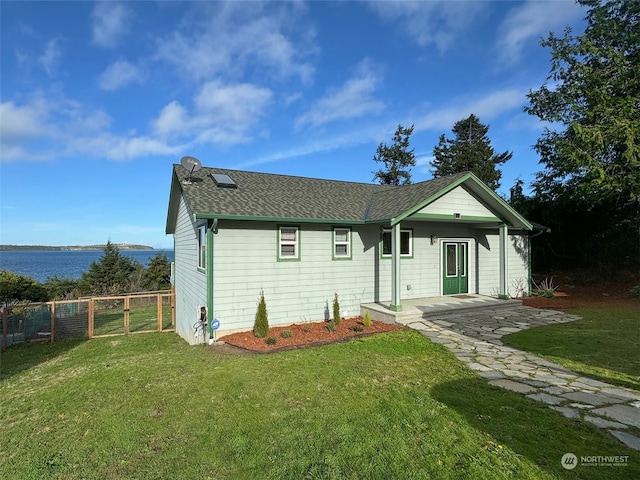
[381,228,413,257]
[278,226,299,260]
[333,227,352,260]
[197,224,206,270]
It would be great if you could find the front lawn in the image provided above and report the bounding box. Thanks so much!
[1,331,637,479]
[503,306,640,390]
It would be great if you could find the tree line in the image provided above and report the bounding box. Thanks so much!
[372,0,639,278]
[0,241,171,309]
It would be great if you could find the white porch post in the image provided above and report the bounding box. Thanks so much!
[499,223,508,296]
[390,223,402,312]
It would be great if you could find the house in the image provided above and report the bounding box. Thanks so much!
[165,164,534,344]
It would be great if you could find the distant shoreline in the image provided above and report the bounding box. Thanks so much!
[0,244,155,251]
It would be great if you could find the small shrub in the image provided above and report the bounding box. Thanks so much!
[333,293,341,325]
[265,336,277,346]
[363,311,372,327]
[302,324,313,333]
[281,329,293,339]
[532,277,558,298]
[629,285,640,299]
[253,290,269,338]
[325,321,336,333]
[349,324,363,332]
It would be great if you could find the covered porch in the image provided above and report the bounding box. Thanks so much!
[361,294,522,326]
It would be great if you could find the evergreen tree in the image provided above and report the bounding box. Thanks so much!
[78,241,137,295]
[143,253,172,291]
[372,124,416,186]
[253,290,269,338]
[431,114,511,191]
[525,0,639,203]
[0,270,49,308]
[524,0,639,275]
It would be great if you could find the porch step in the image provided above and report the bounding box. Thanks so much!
[361,296,522,326]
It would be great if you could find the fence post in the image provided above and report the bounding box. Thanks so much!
[2,307,7,351]
[157,294,162,331]
[124,296,130,335]
[50,302,55,344]
[88,298,94,338]
[171,287,175,326]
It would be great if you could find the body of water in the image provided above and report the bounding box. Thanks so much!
[0,250,174,283]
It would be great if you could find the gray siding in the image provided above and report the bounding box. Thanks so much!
[172,212,530,341]
[174,195,207,344]
[476,232,529,297]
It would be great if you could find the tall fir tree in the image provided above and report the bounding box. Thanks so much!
[372,124,416,186]
[431,114,511,191]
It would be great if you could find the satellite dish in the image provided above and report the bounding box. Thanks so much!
[180,156,202,185]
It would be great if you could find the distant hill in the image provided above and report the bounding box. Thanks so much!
[0,244,154,251]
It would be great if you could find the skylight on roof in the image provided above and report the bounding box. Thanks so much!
[211,173,237,189]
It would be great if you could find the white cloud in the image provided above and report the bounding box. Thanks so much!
[415,88,525,132]
[72,135,183,160]
[193,80,273,145]
[91,2,132,48]
[153,101,189,137]
[151,80,273,146]
[0,100,47,140]
[367,0,486,52]
[39,38,62,75]
[496,0,585,64]
[295,60,385,129]
[98,60,144,91]
[154,2,314,82]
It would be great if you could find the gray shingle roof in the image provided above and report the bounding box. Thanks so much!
[166,165,531,233]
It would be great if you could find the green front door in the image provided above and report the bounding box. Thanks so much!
[443,242,468,295]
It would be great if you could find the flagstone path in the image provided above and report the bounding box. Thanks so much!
[398,305,640,451]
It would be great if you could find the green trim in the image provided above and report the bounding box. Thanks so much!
[390,172,533,231]
[527,235,532,296]
[332,226,352,260]
[389,304,402,312]
[392,173,472,225]
[196,213,368,225]
[206,219,215,338]
[468,176,534,231]
[410,213,501,222]
[277,224,301,262]
[380,228,413,259]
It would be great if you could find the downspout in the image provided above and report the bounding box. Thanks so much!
[206,218,217,339]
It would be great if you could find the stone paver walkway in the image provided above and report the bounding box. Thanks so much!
[398,305,640,451]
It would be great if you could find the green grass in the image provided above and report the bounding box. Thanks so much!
[503,306,640,390]
[1,331,638,479]
[93,297,173,336]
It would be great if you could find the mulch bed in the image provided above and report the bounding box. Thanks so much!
[218,317,400,353]
[522,281,639,310]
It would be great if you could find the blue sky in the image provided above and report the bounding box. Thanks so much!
[0,1,586,249]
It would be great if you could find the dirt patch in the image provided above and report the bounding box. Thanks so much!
[218,317,400,353]
[523,280,639,310]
